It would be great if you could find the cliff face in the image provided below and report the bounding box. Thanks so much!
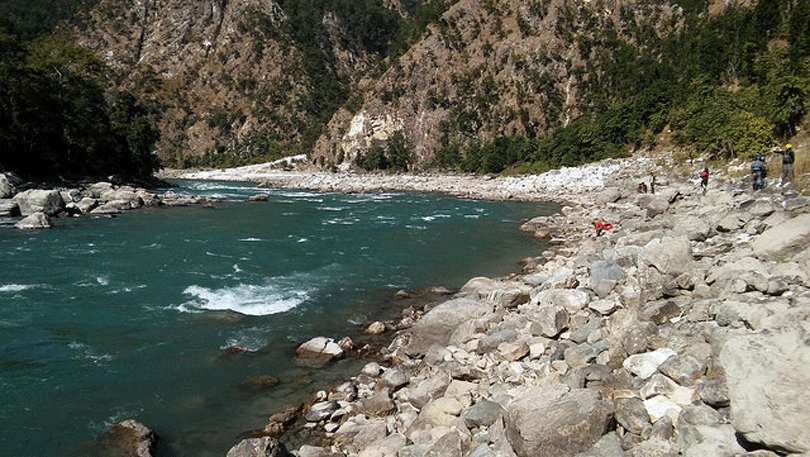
[310,0,683,168]
[69,0,688,169]
[71,0,376,166]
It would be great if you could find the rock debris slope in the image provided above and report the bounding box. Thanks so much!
[227,159,810,457]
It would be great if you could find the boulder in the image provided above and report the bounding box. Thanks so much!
[0,199,19,217]
[462,399,506,428]
[404,372,451,409]
[476,329,517,355]
[588,261,626,288]
[506,385,612,457]
[295,337,344,363]
[530,289,590,313]
[13,189,65,216]
[305,400,340,422]
[529,305,569,338]
[751,213,810,261]
[595,187,621,205]
[0,173,17,198]
[226,437,287,457]
[677,424,745,457]
[100,189,141,206]
[405,297,492,356]
[248,193,269,202]
[87,182,114,198]
[645,196,670,218]
[622,348,676,379]
[14,212,51,230]
[76,196,98,213]
[673,214,712,241]
[95,419,156,457]
[639,236,693,276]
[720,316,810,453]
[613,396,650,435]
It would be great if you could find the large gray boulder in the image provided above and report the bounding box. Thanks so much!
[595,187,621,205]
[719,310,810,453]
[751,213,810,261]
[14,212,51,230]
[405,297,492,356]
[13,189,65,216]
[506,385,612,457]
[226,437,287,457]
[639,236,693,276]
[673,214,712,241]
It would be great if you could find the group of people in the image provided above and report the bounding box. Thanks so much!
[750,143,794,191]
[700,144,796,194]
[596,143,797,237]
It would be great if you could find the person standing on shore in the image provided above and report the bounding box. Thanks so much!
[700,167,709,194]
[751,155,766,190]
[650,173,656,194]
[773,144,795,185]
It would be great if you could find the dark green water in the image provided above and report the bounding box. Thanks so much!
[0,180,557,456]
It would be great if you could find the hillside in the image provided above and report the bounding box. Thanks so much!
[311,0,681,167]
[1,0,805,177]
[66,0,408,168]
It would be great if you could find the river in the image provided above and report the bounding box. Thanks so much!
[0,180,557,456]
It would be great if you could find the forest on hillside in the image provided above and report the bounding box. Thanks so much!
[426,0,810,174]
[0,0,808,179]
[0,0,161,180]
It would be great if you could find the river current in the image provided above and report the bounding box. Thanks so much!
[0,180,557,456]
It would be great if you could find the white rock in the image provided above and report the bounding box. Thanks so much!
[643,394,682,423]
[623,348,676,379]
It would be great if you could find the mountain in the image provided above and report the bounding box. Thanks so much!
[68,0,387,168]
[61,0,810,171]
[310,0,683,168]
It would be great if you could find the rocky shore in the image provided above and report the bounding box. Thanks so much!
[157,155,659,206]
[214,155,810,457]
[6,152,809,457]
[0,174,228,230]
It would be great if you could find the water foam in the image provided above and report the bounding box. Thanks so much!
[181,282,309,316]
[0,284,34,293]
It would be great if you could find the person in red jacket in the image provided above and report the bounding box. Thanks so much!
[593,221,613,237]
[700,167,709,194]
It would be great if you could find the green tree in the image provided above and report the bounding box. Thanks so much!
[357,146,388,170]
[387,131,413,171]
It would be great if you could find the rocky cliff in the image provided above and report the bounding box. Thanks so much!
[70,0,379,166]
[69,0,720,169]
[314,0,683,168]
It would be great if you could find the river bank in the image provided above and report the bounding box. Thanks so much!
[156,155,662,206]
[205,153,810,457]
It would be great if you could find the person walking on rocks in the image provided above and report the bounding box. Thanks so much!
[751,155,766,190]
[649,173,656,194]
[773,144,795,185]
[700,167,709,194]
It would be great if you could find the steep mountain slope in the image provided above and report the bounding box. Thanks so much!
[68,0,800,172]
[70,0,379,167]
[310,0,683,168]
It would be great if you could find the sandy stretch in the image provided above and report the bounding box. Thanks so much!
[158,155,659,205]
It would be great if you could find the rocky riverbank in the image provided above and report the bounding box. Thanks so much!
[218,155,810,457]
[0,174,230,230]
[157,155,661,206]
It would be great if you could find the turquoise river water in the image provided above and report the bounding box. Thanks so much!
[0,180,557,457]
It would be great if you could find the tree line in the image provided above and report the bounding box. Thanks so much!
[0,18,160,180]
[426,0,810,174]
